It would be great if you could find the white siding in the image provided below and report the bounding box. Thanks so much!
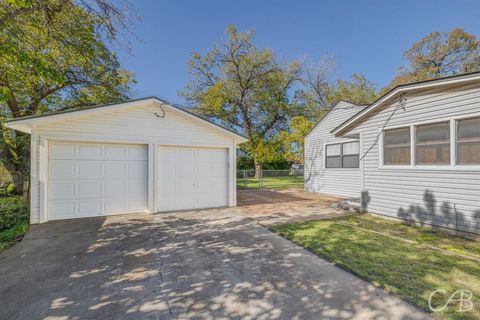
[30,102,238,223]
[305,101,364,198]
[355,82,480,235]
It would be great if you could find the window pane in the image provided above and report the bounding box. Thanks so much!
[343,142,359,155]
[326,156,341,168]
[385,147,410,165]
[416,122,450,165]
[458,141,480,164]
[417,144,450,165]
[416,122,450,144]
[385,128,410,146]
[457,117,480,165]
[458,117,480,141]
[343,155,359,168]
[326,144,341,156]
[384,127,410,165]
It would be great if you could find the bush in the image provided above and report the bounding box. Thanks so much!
[0,197,29,232]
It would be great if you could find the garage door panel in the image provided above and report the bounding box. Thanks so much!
[49,161,76,179]
[178,163,195,177]
[179,149,195,161]
[158,148,176,162]
[176,178,195,193]
[48,202,75,218]
[104,198,127,213]
[104,162,126,178]
[48,182,75,199]
[77,144,103,159]
[78,163,102,178]
[104,145,126,160]
[127,198,148,210]
[127,145,148,161]
[127,162,148,178]
[48,142,148,220]
[78,181,102,196]
[157,146,228,212]
[127,180,147,195]
[211,165,227,177]
[49,143,75,159]
[103,181,126,195]
[158,163,176,178]
[78,200,102,215]
[157,178,176,194]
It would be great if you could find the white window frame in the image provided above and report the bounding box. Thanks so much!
[324,139,360,170]
[378,112,480,171]
[382,126,412,166]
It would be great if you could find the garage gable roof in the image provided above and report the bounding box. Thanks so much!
[4,97,248,142]
[331,71,480,136]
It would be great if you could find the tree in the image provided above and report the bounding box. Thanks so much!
[280,62,377,165]
[180,25,301,175]
[276,116,315,164]
[326,74,378,106]
[384,28,480,93]
[0,0,135,193]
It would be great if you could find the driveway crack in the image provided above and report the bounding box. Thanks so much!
[158,262,176,319]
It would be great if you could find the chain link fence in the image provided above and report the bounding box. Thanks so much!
[237,169,304,189]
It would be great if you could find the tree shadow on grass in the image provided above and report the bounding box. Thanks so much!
[274,220,480,320]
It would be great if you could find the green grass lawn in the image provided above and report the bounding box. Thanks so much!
[0,196,29,253]
[237,175,304,189]
[273,214,480,320]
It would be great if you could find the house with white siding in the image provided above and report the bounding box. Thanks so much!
[305,72,480,236]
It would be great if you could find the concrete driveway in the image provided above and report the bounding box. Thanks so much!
[0,202,429,319]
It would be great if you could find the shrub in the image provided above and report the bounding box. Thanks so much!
[0,197,29,232]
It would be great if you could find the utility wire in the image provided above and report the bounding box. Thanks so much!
[360,93,407,160]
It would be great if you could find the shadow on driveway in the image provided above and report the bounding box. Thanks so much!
[0,210,429,319]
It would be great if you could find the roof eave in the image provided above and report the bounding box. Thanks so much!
[331,72,480,136]
[4,97,249,141]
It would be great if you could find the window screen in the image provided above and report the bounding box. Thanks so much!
[384,127,411,165]
[416,122,450,165]
[457,117,480,164]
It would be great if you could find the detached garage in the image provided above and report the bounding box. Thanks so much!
[5,97,247,223]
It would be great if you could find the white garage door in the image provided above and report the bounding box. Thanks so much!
[157,146,228,211]
[48,142,148,220]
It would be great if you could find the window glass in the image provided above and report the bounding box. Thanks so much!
[343,155,359,168]
[326,144,341,156]
[384,127,410,165]
[416,122,450,165]
[326,156,341,168]
[343,142,359,155]
[457,117,480,164]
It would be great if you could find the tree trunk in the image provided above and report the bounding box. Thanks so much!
[254,160,262,180]
[9,170,26,195]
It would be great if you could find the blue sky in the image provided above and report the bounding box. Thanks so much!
[118,0,480,104]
